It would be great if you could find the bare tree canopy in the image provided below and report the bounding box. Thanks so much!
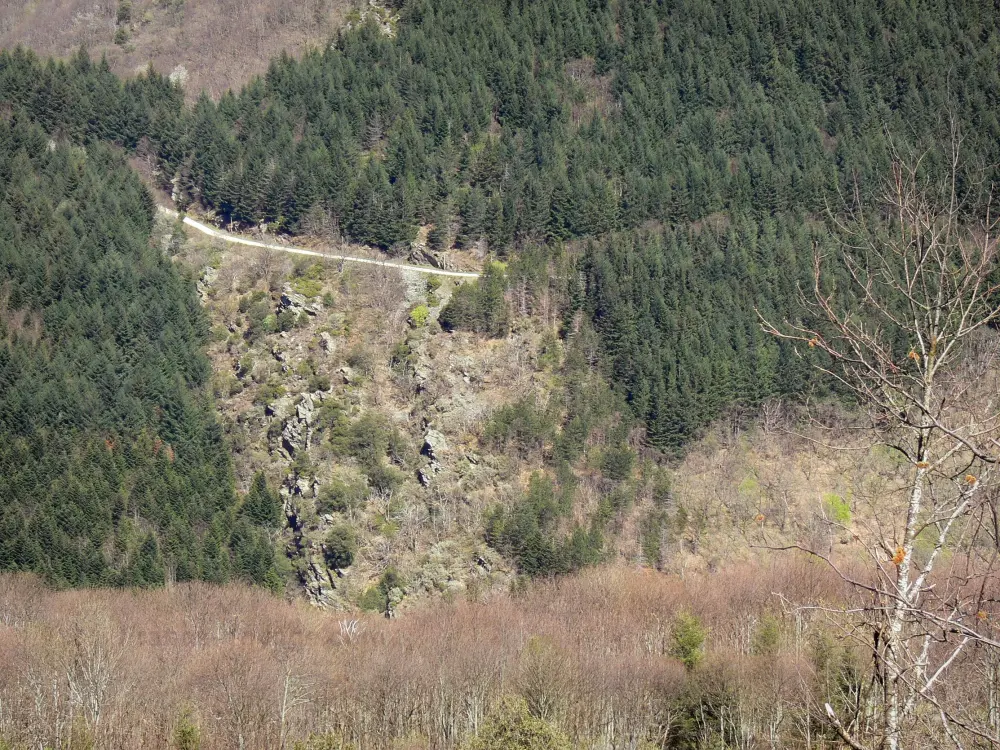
[762,133,1000,749]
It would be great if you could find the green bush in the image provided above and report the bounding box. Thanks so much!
[309,373,332,392]
[277,308,298,332]
[390,340,415,373]
[254,381,286,405]
[409,304,430,328]
[358,567,404,614]
[316,478,367,514]
[823,493,851,525]
[345,346,375,376]
[670,610,706,671]
[600,446,635,481]
[172,707,201,750]
[116,0,132,24]
[752,613,782,656]
[366,462,404,493]
[464,696,570,750]
[324,525,357,570]
[292,277,324,298]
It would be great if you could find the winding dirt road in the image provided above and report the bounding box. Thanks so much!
[165,209,481,279]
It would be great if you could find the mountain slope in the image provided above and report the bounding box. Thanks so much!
[0,116,278,587]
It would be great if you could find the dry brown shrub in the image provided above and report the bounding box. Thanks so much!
[0,556,857,748]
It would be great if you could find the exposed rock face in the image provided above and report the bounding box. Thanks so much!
[280,288,324,317]
[423,428,448,460]
[319,331,337,353]
[196,265,218,302]
[420,427,448,485]
[300,556,340,608]
[266,394,297,419]
[279,393,319,457]
[279,471,334,606]
[408,245,444,269]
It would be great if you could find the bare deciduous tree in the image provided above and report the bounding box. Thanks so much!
[762,136,1000,749]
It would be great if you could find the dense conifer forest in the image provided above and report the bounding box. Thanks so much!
[3,0,1000,747]
[0,116,281,587]
[0,0,999,583]
[2,0,1000,449]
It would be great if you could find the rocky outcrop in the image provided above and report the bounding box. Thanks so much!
[196,265,218,302]
[280,288,324,317]
[419,427,448,486]
[269,392,328,458]
[300,555,340,608]
[408,244,444,269]
[423,428,448,460]
[280,393,319,456]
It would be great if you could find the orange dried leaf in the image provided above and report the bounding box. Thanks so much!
[892,547,906,566]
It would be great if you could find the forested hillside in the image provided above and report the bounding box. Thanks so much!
[0,116,280,587]
[3,1,1000,747]
[1,0,998,584]
[4,0,998,447]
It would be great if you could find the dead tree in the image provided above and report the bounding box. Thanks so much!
[761,134,1000,750]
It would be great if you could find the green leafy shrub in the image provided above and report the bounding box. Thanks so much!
[464,696,570,750]
[409,304,430,328]
[309,373,332,392]
[345,346,375,377]
[324,525,357,570]
[172,706,201,750]
[823,493,851,525]
[358,567,404,614]
[254,381,286,405]
[292,277,324,298]
[316,478,367,514]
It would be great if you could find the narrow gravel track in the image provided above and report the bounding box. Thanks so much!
[166,209,481,279]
